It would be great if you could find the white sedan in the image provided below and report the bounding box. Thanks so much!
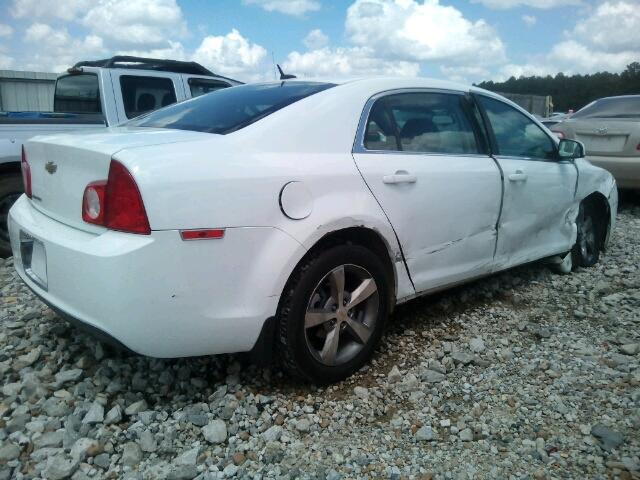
[9,78,617,383]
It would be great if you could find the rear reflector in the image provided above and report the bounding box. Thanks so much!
[21,146,32,198]
[180,229,225,241]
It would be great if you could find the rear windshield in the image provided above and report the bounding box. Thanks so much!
[54,74,102,114]
[572,96,640,119]
[128,81,335,134]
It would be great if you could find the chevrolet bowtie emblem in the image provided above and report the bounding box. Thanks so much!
[45,161,58,174]
[595,127,608,135]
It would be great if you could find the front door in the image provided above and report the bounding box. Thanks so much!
[353,91,502,293]
[475,94,578,270]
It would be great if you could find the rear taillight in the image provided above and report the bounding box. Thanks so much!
[551,130,565,139]
[21,146,32,198]
[82,160,150,235]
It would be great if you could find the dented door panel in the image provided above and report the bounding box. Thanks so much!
[493,157,578,269]
[353,151,502,293]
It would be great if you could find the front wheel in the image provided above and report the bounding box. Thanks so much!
[572,202,604,268]
[0,174,23,258]
[277,245,391,384]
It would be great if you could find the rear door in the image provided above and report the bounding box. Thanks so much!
[475,94,577,269]
[110,70,185,123]
[352,90,502,293]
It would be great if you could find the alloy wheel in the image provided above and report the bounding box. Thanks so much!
[304,264,379,366]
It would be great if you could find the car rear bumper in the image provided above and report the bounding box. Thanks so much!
[8,195,304,358]
[586,155,640,189]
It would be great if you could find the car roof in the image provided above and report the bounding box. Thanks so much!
[259,76,474,95]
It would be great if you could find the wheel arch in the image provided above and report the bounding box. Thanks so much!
[581,191,611,251]
[280,226,400,313]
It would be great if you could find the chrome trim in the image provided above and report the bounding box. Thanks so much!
[352,87,469,155]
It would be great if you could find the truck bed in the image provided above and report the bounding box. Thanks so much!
[0,111,105,125]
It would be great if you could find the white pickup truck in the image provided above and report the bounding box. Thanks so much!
[0,56,241,256]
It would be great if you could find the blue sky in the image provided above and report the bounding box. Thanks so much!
[0,0,638,83]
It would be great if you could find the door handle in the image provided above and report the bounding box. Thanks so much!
[383,171,417,184]
[508,170,528,182]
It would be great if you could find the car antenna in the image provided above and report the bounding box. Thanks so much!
[277,64,297,80]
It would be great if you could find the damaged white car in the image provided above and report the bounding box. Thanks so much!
[9,78,617,383]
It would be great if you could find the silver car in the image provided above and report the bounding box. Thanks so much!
[553,95,640,189]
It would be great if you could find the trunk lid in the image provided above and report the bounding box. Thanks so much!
[25,127,211,231]
[559,118,640,157]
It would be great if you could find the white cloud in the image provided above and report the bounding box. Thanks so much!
[440,65,492,83]
[284,46,420,78]
[500,1,639,80]
[194,29,269,81]
[572,1,640,54]
[472,0,581,9]
[499,41,637,80]
[0,24,13,37]
[82,0,187,49]
[11,0,92,20]
[0,53,15,69]
[345,0,506,66]
[521,14,536,26]
[23,24,106,72]
[242,0,321,16]
[303,29,329,49]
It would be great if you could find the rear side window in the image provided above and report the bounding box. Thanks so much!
[189,78,231,98]
[120,76,177,119]
[364,92,480,154]
[572,96,640,119]
[129,82,336,134]
[54,74,102,114]
[478,95,556,160]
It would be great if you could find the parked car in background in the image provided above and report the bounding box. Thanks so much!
[552,95,640,189]
[542,112,571,130]
[9,78,617,383]
[0,56,241,256]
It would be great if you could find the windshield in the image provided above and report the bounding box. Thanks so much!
[572,96,640,119]
[128,81,336,134]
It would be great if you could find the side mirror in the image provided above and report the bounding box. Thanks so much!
[557,138,584,160]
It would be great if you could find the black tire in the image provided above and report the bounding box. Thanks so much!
[0,173,23,258]
[572,201,604,268]
[277,244,391,384]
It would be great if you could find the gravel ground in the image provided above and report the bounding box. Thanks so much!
[1,197,639,480]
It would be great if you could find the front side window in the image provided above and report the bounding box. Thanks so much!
[478,95,556,160]
[54,74,102,114]
[120,76,177,119]
[129,82,335,134]
[364,92,480,154]
[188,78,231,98]
[571,96,640,119]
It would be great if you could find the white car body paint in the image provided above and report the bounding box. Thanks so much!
[8,77,617,358]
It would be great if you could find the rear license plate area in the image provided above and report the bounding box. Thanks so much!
[20,231,48,290]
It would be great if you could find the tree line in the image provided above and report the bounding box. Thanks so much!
[476,62,640,113]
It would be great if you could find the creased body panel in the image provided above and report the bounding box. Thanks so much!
[353,152,502,293]
[493,158,578,270]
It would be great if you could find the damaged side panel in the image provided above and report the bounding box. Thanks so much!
[352,151,503,294]
[492,157,578,270]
